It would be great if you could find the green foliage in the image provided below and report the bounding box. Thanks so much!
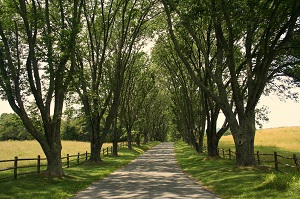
[61,117,89,142]
[0,113,32,141]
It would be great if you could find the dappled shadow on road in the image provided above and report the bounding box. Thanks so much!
[72,143,219,199]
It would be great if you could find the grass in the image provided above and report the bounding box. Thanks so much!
[175,141,300,199]
[0,142,159,199]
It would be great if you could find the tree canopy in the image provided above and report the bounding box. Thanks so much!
[0,0,299,174]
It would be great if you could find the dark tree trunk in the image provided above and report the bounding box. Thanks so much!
[135,133,141,147]
[198,132,204,153]
[89,137,102,162]
[231,112,257,166]
[126,126,133,150]
[143,130,148,144]
[206,121,220,157]
[43,143,64,176]
[112,140,118,156]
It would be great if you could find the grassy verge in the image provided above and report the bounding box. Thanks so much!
[175,141,300,199]
[0,142,159,199]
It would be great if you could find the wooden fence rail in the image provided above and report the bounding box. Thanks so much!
[207,145,299,173]
[0,142,128,180]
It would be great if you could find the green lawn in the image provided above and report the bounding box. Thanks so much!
[175,141,300,199]
[0,142,159,199]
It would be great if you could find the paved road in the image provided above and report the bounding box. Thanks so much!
[72,142,220,199]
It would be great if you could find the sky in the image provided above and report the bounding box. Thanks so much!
[0,89,299,129]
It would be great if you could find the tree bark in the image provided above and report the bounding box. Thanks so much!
[112,140,118,156]
[231,113,257,166]
[127,128,133,150]
[43,142,64,176]
[143,130,148,144]
[89,137,101,162]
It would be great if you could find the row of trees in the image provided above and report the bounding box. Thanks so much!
[158,0,300,166]
[0,0,299,177]
[0,0,171,176]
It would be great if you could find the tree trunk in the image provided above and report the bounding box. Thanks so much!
[135,133,141,147]
[206,120,220,157]
[44,146,64,176]
[207,133,219,157]
[112,140,118,156]
[89,136,102,162]
[127,134,132,150]
[198,132,204,153]
[143,130,148,144]
[126,126,133,150]
[231,113,257,166]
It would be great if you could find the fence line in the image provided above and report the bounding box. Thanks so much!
[0,142,128,180]
[202,145,300,173]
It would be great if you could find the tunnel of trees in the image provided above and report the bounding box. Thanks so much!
[0,0,299,176]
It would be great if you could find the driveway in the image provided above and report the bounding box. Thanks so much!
[72,142,220,199]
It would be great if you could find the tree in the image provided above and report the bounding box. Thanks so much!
[0,113,32,140]
[0,0,82,176]
[162,0,300,166]
[74,0,118,162]
[74,0,158,161]
[120,52,154,149]
[152,36,205,152]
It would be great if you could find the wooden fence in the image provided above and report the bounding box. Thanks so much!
[212,147,300,173]
[0,142,128,180]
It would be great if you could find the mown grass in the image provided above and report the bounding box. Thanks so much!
[175,141,300,199]
[0,142,159,199]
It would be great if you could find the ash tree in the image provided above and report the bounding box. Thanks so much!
[162,0,300,166]
[0,0,82,176]
[73,0,159,162]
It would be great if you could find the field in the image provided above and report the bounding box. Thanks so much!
[219,126,300,154]
[0,140,112,170]
[0,140,112,160]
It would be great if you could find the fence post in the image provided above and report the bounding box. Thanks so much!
[77,153,80,164]
[111,146,113,154]
[103,149,105,156]
[85,151,88,161]
[14,156,18,179]
[37,155,41,174]
[293,154,299,172]
[256,151,260,165]
[229,149,231,160]
[274,152,278,171]
[107,147,109,155]
[67,154,70,168]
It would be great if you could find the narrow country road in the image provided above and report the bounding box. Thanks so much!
[72,142,220,199]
